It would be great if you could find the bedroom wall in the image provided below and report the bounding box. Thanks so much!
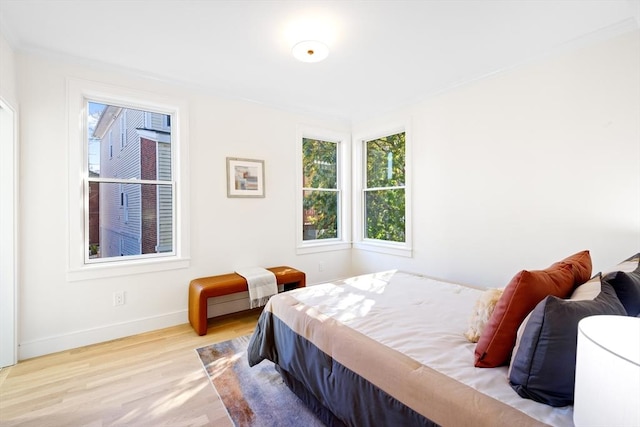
[12,28,640,360]
[352,30,640,289]
[0,33,18,106]
[15,52,352,359]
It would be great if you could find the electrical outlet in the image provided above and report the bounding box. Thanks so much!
[113,291,125,306]
[318,262,325,272]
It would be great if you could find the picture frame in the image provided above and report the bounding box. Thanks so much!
[226,157,265,198]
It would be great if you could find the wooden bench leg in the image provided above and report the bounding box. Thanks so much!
[195,293,208,336]
[188,286,208,336]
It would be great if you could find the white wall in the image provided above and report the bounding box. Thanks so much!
[352,30,640,289]
[0,33,18,106]
[16,53,352,359]
[14,29,640,360]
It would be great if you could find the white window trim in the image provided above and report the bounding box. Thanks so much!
[0,96,19,367]
[352,120,412,257]
[296,125,351,255]
[66,78,190,281]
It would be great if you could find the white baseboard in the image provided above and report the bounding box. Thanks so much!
[18,289,282,360]
[18,309,188,360]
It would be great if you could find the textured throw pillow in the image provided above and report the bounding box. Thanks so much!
[603,254,640,316]
[464,288,504,343]
[508,275,626,407]
[603,253,640,275]
[474,250,592,368]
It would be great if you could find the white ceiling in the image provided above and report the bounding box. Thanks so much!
[1,0,638,122]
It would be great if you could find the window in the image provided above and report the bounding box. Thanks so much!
[88,101,173,261]
[145,111,171,132]
[364,132,405,242]
[67,78,190,280]
[296,127,350,253]
[354,124,411,257]
[303,138,338,240]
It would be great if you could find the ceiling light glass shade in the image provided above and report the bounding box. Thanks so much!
[292,40,329,63]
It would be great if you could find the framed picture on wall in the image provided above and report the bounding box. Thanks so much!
[226,157,265,198]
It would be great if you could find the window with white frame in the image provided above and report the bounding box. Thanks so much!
[303,138,339,240]
[364,131,406,242]
[354,126,411,256]
[88,101,173,261]
[67,79,190,280]
[145,111,171,133]
[297,127,350,253]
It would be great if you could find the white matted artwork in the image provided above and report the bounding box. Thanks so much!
[226,157,265,198]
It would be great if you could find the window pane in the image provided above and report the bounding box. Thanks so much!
[366,132,405,188]
[88,182,173,259]
[303,190,338,240]
[365,188,405,242]
[88,101,172,181]
[303,138,337,189]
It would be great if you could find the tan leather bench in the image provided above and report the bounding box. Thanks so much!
[188,266,306,335]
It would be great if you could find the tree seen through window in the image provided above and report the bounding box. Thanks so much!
[364,132,405,242]
[302,138,339,241]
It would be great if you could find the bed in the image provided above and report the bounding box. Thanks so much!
[247,252,640,427]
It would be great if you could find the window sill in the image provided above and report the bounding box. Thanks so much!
[67,256,190,282]
[353,241,412,258]
[296,241,351,255]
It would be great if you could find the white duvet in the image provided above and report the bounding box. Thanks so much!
[290,270,574,427]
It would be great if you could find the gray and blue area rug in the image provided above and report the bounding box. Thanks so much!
[196,335,325,427]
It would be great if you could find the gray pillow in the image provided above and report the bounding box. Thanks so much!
[508,276,626,407]
[603,254,640,316]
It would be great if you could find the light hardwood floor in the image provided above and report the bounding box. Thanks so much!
[0,310,262,426]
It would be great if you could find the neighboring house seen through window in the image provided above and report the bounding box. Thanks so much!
[67,78,189,280]
[87,101,174,262]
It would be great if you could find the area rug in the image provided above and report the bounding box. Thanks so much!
[195,335,325,427]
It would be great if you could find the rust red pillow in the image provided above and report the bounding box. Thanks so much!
[474,250,592,368]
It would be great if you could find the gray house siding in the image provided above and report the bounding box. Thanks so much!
[96,106,172,258]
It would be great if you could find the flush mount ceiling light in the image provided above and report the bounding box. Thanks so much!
[292,40,329,63]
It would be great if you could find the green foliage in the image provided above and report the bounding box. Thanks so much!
[366,132,405,188]
[301,132,406,243]
[303,190,338,240]
[303,138,336,188]
[365,189,405,242]
[302,138,338,240]
[365,132,405,242]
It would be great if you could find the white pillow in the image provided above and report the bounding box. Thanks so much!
[464,288,504,343]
